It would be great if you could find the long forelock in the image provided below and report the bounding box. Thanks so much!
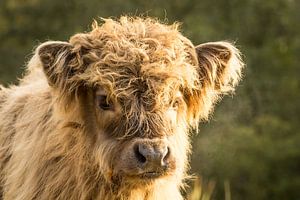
[70,16,199,93]
[67,17,201,130]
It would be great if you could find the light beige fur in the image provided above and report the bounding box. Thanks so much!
[0,16,244,200]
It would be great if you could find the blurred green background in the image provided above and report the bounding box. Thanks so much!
[0,0,299,199]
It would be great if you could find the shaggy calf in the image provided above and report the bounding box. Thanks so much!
[0,17,244,200]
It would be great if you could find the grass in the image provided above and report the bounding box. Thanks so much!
[188,176,231,200]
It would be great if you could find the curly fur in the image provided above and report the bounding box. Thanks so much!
[0,16,244,200]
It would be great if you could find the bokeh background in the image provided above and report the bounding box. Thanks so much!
[0,0,299,199]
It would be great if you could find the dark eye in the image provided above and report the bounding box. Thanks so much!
[172,99,180,109]
[97,95,113,111]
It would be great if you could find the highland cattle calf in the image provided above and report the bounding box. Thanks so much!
[0,17,244,200]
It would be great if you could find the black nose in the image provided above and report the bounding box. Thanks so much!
[134,141,170,171]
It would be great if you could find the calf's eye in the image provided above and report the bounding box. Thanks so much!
[172,99,180,109]
[97,95,113,111]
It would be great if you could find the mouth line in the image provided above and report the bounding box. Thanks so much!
[138,171,164,179]
[116,167,173,181]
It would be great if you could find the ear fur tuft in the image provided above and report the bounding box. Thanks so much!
[195,41,244,93]
[188,41,244,123]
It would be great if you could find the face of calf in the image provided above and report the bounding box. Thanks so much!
[37,17,243,186]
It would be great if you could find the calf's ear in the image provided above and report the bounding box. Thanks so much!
[195,41,243,93]
[189,41,244,122]
[37,41,84,91]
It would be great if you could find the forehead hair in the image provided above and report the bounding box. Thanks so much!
[69,17,201,105]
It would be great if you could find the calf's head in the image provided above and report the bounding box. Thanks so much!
[36,17,243,187]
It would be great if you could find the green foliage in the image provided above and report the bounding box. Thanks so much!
[0,0,299,199]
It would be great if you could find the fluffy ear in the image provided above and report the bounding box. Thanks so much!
[195,41,243,92]
[37,41,86,92]
[188,41,244,122]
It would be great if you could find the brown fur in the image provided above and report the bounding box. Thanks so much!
[0,16,244,200]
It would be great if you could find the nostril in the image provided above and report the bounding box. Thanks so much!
[163,147,171,164]
[134,144,147,164]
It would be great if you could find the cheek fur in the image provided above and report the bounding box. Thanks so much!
[93,133,120,180]
[165,108,177,126]
[167,125,191,180]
